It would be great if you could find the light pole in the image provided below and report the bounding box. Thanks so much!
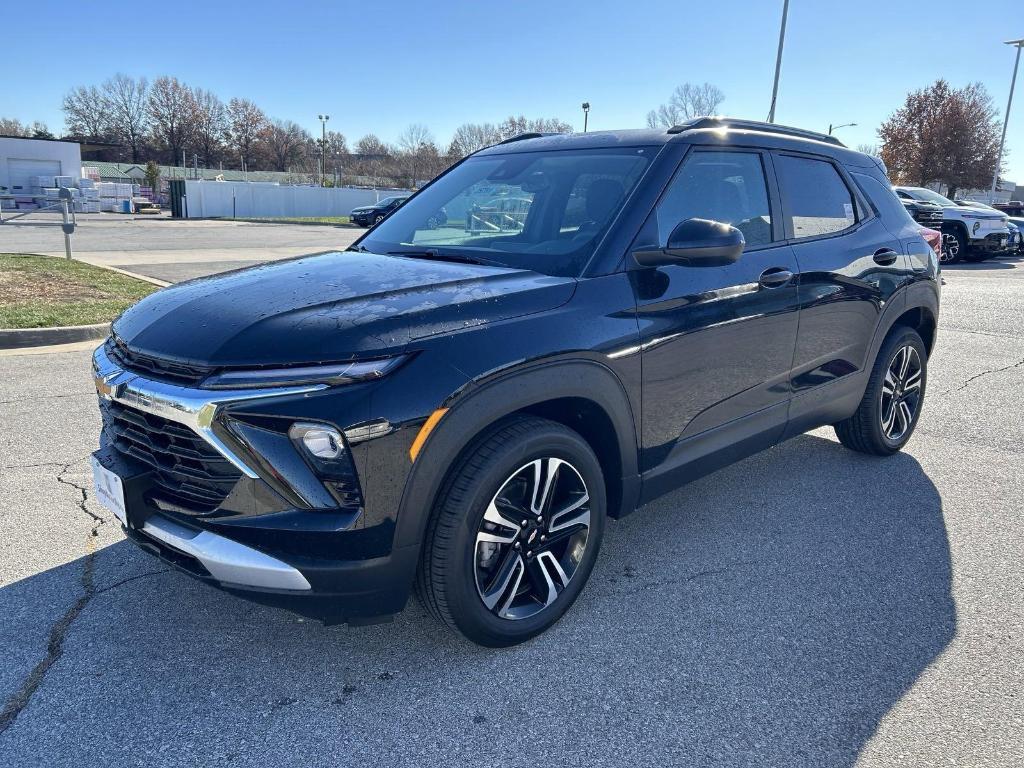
[581,102,590,133]
[828,122,857,135]
[767,0,790,123]
[990,39,1024,203]
[318,114,330,187]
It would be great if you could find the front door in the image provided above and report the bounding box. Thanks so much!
[632,148,801,497]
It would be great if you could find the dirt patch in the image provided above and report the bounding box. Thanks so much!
[0,269,109,306]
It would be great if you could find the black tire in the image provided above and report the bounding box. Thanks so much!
[835,326,927,455]
[940,228,967,264]
[374,215,385,225]
[416,415,606,647]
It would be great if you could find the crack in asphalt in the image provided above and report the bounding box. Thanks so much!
[0,461,105,735]
[0,392,93,406]
[598,559,766,598]
[941,357,1024,396]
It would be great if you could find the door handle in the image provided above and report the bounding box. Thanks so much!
[759,267,793,288]
[873,248,899,266]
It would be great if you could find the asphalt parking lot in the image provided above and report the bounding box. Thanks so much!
[0,213,364,283]
[1,253,1023,766]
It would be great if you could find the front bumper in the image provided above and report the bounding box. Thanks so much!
[972,232,1010,252]
[91,343,417,623]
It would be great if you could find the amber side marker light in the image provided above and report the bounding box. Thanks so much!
[409,408,449,462]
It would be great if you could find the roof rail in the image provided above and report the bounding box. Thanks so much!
[497,132,558,145]
[667,117,845,147]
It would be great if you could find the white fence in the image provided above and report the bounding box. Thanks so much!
[181,180,411,219]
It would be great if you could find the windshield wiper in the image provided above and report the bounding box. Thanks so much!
[387,249,489,266]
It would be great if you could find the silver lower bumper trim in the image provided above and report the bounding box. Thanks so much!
[141,514,312,591]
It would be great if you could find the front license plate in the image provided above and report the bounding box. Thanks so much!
[91,456,127,525]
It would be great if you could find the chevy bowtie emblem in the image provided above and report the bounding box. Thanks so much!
[94,372,124,401]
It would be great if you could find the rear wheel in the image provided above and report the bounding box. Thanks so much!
[417,416,605,646]
[835,327,927,455]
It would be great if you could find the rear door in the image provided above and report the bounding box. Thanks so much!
[633,147,801,495]
[773,152,908,434]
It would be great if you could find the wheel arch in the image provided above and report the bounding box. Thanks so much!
[393,360,641,551]
[890,305,938,356]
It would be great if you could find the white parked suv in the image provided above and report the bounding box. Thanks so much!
[894,186,1010,263]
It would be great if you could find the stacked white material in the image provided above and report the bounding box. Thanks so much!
[97,181,131,211]
[78,178,95,189]
[35,175,55,189]
[54,176,75,188]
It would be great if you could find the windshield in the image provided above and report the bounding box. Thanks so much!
[377,196,405,207]
[904,187,954,206]
[359,147,655,276]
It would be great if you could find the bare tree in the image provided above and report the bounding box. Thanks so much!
[396,123,431,153]
[448,116,573,157]
[879,80,1002,198]
[262,119,310,172]
[103,74,149,162]
[63,85,110,140]
[318,130,349,183]
[227,98,268,171]
[0,117,32,136]
[353,134,393,186]
[148,76,197,165]
[191,87,229,167]
[450,122,499,155]
[856,143,881,157]
[645,83,725,128]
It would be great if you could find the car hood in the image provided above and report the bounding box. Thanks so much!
[112,251,576,367]
[350,206,377,213]
[948,206,1004,220]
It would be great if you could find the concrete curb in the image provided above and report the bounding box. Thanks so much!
[0,323,110,350]
[93,263,171,287]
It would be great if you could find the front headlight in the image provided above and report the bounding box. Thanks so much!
[201,356,407,389]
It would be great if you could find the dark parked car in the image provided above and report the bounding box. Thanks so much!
[900,197,944,229]
[349,195,409,226]
[91,118,939,646]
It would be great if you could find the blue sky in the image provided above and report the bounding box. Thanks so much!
[3,0,1022,180]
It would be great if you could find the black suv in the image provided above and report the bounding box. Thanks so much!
[91,118,939,646]
[349,195,408,227]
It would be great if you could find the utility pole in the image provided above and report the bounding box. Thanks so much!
[318,115,330,187]
[991,39,1024,203]
[767,0,790,123]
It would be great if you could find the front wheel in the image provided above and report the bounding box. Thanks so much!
[940,229,967,264]
[835,327,927,455]
[417,416,605,646]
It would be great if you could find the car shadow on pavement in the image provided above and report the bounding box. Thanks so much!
[0,432,954,767]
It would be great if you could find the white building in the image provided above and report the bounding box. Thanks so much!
[0,135,82,194]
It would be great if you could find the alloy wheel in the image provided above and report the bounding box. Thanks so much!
[880,345,923,441]
[940,233,959,263]
[474,458,591,620]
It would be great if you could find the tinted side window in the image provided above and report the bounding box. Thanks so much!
[852,173,916,227]
[654,150,773,247]
[775,155,857,239]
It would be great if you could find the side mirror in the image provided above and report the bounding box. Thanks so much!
[634,218,745,267]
